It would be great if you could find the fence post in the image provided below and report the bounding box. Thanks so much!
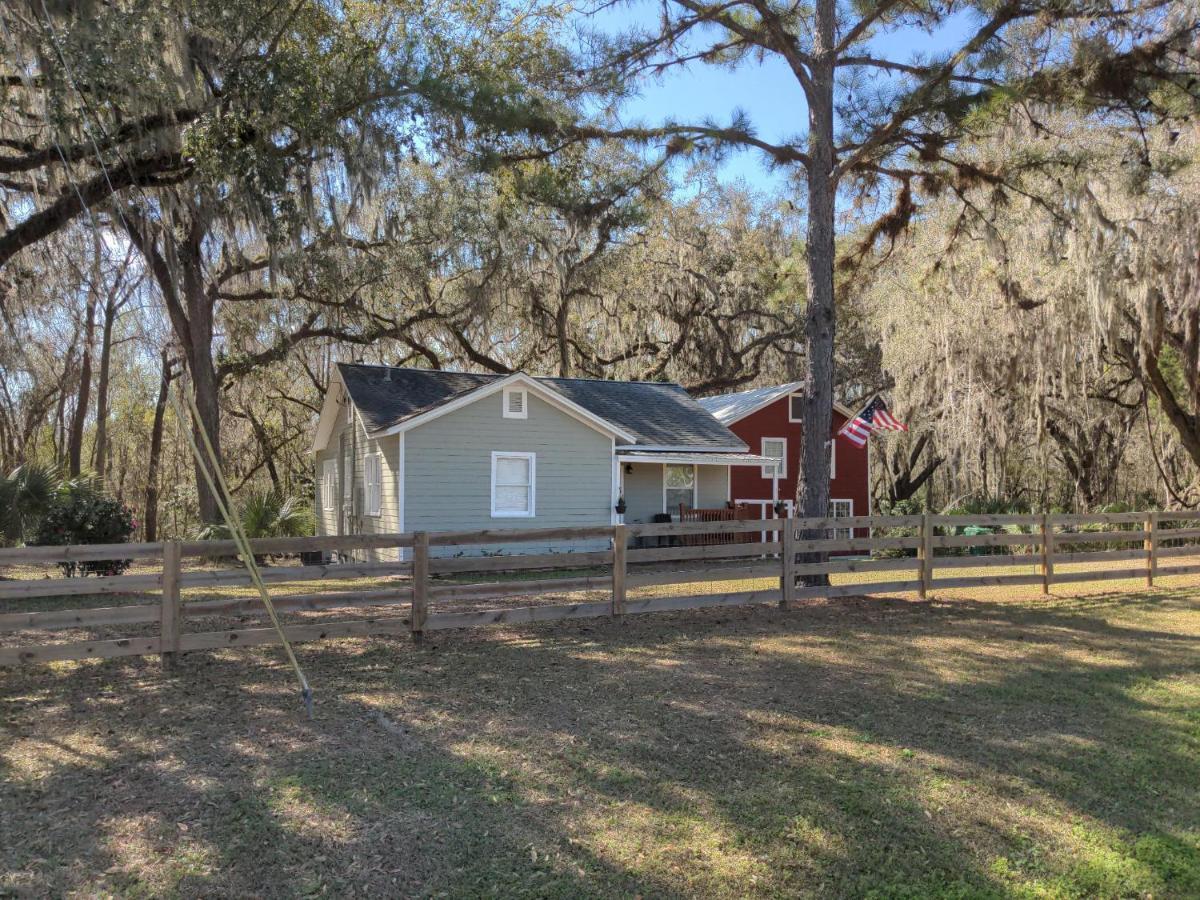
[780,520,796,608]
[611,524,627,616]
[1039,513,1053,595]
[918,513,931,600]
[160,541,181,671]
[1145,510,1157,588]
[411,531,429,643]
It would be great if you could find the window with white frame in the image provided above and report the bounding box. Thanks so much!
[788,394,803,422]
[321,459,336,511]
[664,464,696,513]
[491,452,535,516]
[828,438,837,480]
[364,453,383,517]
[761,437,787,479]
[502,388,527,419]
[829,499,853,540]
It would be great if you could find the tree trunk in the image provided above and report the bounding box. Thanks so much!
[796,0,836,523]
[246,409,282,490]
[1141,345,1200,471]
[124,202,224,525]
[556,296,571,377]
[185,336,223,523]
[92,295,117,480]
[179,214,224,525]
[54,338,79,466]
[143,350,174,542]
[888,433,943,504]
[67,294,96,477]
[791,0,838,587]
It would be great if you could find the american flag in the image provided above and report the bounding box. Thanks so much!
[837,396,908,447]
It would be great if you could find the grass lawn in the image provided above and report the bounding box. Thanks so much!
[2,579,1199,898]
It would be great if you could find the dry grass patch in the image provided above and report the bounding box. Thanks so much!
[2,585,1199,897]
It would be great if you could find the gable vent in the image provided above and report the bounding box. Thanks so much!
[503,388,528,419]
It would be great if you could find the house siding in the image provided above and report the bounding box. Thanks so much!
[621,462,731,524]
[726,397,870,537]
[697,465,728,507]
[314,399,402,561]
[404,391,613,555]
[622,464,664,525]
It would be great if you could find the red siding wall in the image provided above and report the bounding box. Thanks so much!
[726,397,870,520]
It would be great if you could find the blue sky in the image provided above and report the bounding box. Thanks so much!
[583,3,979,190]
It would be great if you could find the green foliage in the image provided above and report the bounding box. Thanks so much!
[197,489,314,542]
[0,464,60,546]
[942,497,1033,517]
[33,483,136,576]
[870,498,921,558]
[875,497,923,517]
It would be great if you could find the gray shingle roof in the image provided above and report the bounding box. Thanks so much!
[337,364,748,450]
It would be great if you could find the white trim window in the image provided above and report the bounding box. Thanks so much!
[829,498,853,540]
[761,437,787,479]
[364,452,383,517]
[663,464,696,513]
[788,394,804,422]
[502,388,528,419]
[828,438,837,480]
[491,451,535,517]
[321,459,337,512]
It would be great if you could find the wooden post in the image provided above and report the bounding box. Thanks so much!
[611,524,627,616]
[1039,513,1053,595]
[918,513,932,600]
[780,520,796,608]
[1145,510,1157,588]
[411,531,429,643]
[160,540,181,671]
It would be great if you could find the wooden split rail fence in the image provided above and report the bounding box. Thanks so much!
[1,511,1198,667]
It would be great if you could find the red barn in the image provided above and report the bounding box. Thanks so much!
[696,384,870,536]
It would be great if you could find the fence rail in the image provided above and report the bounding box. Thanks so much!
[2,510,1198,667]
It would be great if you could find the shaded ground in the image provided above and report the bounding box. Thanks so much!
[2,587,1199,898]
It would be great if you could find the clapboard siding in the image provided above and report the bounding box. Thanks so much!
[404,391,613,555]
[622,463,732,525]
[697,465,729,507]
[314,401,402,561]
[313,402,346,539]
[623,464,664,525]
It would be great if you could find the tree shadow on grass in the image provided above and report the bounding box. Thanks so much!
[1,588,1198,897]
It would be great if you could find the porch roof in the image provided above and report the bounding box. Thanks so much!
[618,451,776,467]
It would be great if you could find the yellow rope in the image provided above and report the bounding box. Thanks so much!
[169,385,313,716]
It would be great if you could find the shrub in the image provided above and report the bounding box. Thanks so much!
[0,463,59,546]
[197,489,315,542]
[196,489,315,563]
[33,485,136,576]
[871,498,921,559]
[941,496,1032,516]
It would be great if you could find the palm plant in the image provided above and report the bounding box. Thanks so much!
[0,464,61,546]
[198,488,315,543]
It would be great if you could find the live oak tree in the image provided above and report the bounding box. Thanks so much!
[1,0,582,522]
[860,109,1199,510]
[589,0,1200,519]
[316,155,807,392]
